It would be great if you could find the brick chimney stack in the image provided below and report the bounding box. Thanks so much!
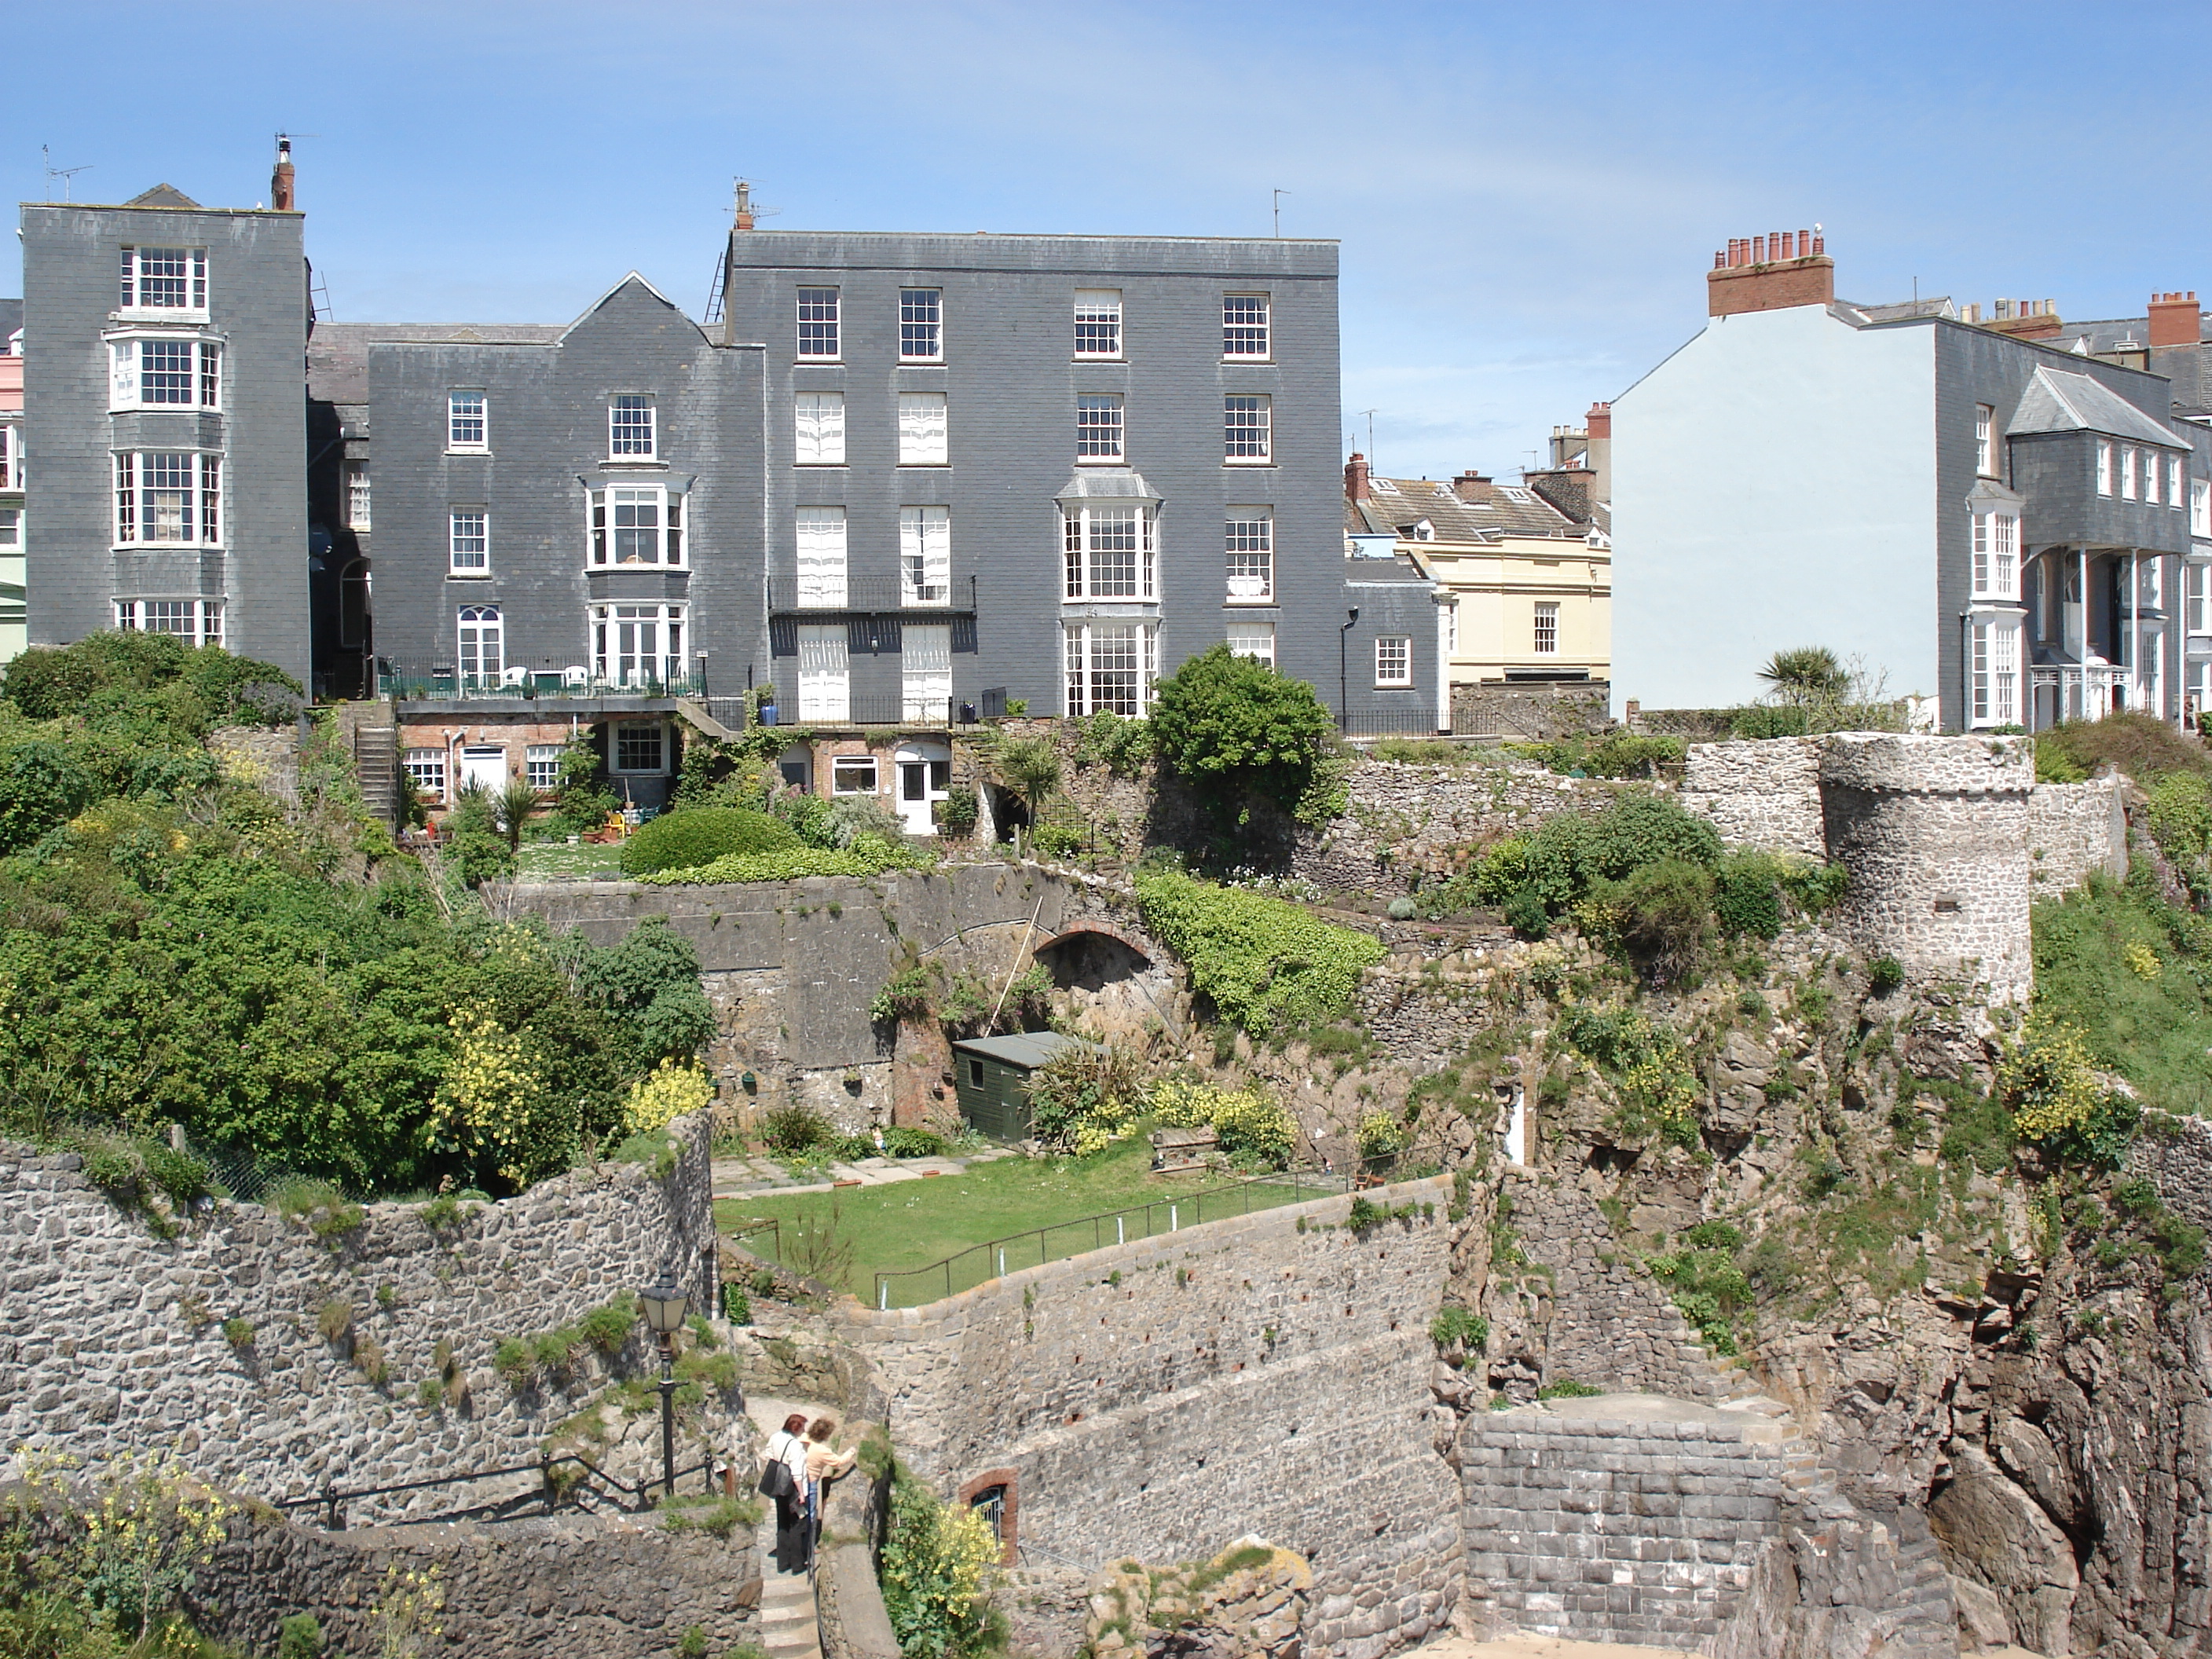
[734,179,756,233]
[1345,452,1371,501]
[270,137,295,212]
[1707,227,1834,317]
[1585,401,1611,441]
[2150,291,2200,349]
[1449,467,1491,501]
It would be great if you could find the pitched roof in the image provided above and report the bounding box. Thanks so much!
[306,321,562,405]
[2007,364,2188,449]
[1345,474,1580,543]
[123,185,200,209]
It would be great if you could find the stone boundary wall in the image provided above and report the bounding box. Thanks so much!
[841,1176,1460,1659]
[180,1500,760,1658]
[1451,682,1612,741]
[511,864,1156,1131]
[0,1114,718,1518]
[2027,775,2129,892]
[1294,760,1621,896]
[1680,738,1825,859]
[2127,1113,2212,1235]
[815,1450,899,1659]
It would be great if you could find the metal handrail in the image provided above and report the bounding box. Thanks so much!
[869,1166,1346,1310]
[266,1448,720,1530]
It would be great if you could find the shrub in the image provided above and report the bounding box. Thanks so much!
[579,1293,637,1353]
[1031,822,1084,859]
[880,1472,1002,1659]
[1133,868,1385,1036]
[1148,643,1334,822]
[2039,712,2209,786]
[932,790,979,837]
[760,1104,832,1155]
[317,1298,353,1342]
[278,1613,327,1658]
[1027,1044,1148,1154]
[870,966,935,1024]
[624,1059,715,1136]
[1536,1377,1604,1400]
[635,844,919,884]
[1074,710,1154,774]
[1593,858,1716,987]
[1430,1306,1489,1353]
[223,1317,255,1349]
[1357,1108,1408,1161]
[1999,1016,2109,1144]
[1714,853,1784,940]
[882,1126,944,1158]
[1152,1077,1296,1167]
[620,808,800,876]
[1513,732,1684,779]
[1867,955,1905,998]
[1558,1004,1701,1147]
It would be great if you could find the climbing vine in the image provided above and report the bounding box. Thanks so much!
[1133,868,1383,1036]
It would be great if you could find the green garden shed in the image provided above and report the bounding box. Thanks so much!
[950,1031,1095,1142]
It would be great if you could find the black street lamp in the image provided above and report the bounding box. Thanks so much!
[638,1264,690,1499]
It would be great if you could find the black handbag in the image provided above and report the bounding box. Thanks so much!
[757,1456,795,1501]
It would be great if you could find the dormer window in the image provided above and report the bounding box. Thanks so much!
[1404,518,1435,542]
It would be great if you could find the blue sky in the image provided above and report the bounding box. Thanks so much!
[8,1,2204,483]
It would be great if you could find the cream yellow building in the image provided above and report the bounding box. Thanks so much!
[1343,458,1610,704]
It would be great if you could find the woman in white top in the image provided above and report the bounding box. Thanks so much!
[764,1412,813,1573]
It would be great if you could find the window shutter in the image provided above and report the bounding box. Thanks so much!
[797,507,848,606]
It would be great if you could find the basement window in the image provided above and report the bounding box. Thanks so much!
[832,756,878,795]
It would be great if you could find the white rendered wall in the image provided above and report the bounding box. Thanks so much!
[1612,306,1937,713]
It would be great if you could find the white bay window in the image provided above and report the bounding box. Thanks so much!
[1969,617,2020,727]
[1064,621,1156,716]
[1971,511,2019,600]
[115,599,222,647]
[108,336,221,411]
[590,485,684,567]
[1062,504,1155,600]
[115,452,221,546]
[591,602,687,687]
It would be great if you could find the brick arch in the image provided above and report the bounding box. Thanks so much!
[1033,920,1155,965]
[955,1467,1020,1566]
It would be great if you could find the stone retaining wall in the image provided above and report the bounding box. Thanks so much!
[1292,760,1619,896]
[1680,738,1825,858]
[0,1115,720,1518]
[1459,1408,1787,1646]
[840,1177,1460,1659]
[2126,1112,2212,1235]
[184,1500,760,1658]
[2027,775,2129,892]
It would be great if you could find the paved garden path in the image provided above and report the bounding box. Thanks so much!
[712,1147,1015,1202]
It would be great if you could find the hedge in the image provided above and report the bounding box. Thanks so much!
[618,808,799,876]
[1133,868,1384,1035]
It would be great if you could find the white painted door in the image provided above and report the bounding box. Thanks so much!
[894,741,951,835]
[458,745,507,794]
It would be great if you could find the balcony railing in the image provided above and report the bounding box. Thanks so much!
[1342,704,1447,735]
[379,658,702,702]
[767,574,979,614]
[767,695,962,729]
[2031,662,2123,723]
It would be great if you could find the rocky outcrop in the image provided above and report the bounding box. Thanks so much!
[1084,1542,1312,1659]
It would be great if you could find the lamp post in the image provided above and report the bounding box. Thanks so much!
[638,1265,690,1499]
[1339,606,1361,733]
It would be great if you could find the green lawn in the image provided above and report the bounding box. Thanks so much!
[515,840,625,879]
[717,1136,1335,1307]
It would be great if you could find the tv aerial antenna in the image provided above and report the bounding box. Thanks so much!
[41,145,91,202]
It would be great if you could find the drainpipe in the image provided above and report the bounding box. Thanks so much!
[2078,547,2090,712]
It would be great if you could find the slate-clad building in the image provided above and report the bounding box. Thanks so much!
[20,166,311,682]
[714,216,1342,720]
[1613,233,2207,731]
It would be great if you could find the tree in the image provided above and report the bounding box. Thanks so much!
[992,737,1062,825]
[1756,647,1850,708]
[1148,644,1332,822]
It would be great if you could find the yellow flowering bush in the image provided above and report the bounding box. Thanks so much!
[1150,1078,1296,1168]
[624,1059,715,1136]
[428,1011,570,1190]
[2000,1016,2104,1143]
[372,1562,445,1659]
[2124,941,2162,981]
[881,1473,1001,1658]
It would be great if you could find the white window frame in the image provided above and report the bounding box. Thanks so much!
[898,392,949,466]
[457,604,503,687]
[797,624,851,721]
[796,507,849,606]
[405,748,449,802]
[1062,621,1157,716]
[831,756,880,795]
[1225,511,1273,602]
[1076,396,1123,461]
[526,745,562,791]
[2123,446,2139,500]
[1224,395,1271,463]
[2172,453,2187,508]
[900,288,943,362]
[591,602,688,688]
[448,391,487,452]
[795,391,846,465]
[107,335,222,413]
[2142,556,2165,610]
[113,452,222,548]
[1375,634,1413,687]
[2188,561,2210,635]
[0,423,17,491]
[1073,290,1122,359]
[797,287,840,360]
[1969,617,2021,728]
[1223,294,1270,359]
[901,622,953,721]
[0,507,19,550]
[1975,404,1994,477]
[1533,602,1559,656]
[899,506,951,606]
[609,395,657,460]
[346,462,372,531]
[1225,621,1276,666]
[590,485,686,569]
[612,720,669,775]
[1971,511,2019,600]
[118,247,207,317]
[2194,478,2210,538]
[1062,504,1155,600]
[449,510,489,576]
[114,598,222,648]
[2097,441,2113,496]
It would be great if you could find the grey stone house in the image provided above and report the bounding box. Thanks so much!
[1613,233,2204,731]
[20,167,311,682]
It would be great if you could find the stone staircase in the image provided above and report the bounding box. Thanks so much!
[749,1395,826,1659]
[352,721,400,826]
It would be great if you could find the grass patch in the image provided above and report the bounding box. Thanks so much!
[2032,878,2212,1117]
[515,840,626,879]
[716,1133,1317,1302]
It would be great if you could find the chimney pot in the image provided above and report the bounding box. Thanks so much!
[270,136,295,213]
[1345,452,1371,502]
[1707,226,1833,317]
[2149,287,2202,350]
